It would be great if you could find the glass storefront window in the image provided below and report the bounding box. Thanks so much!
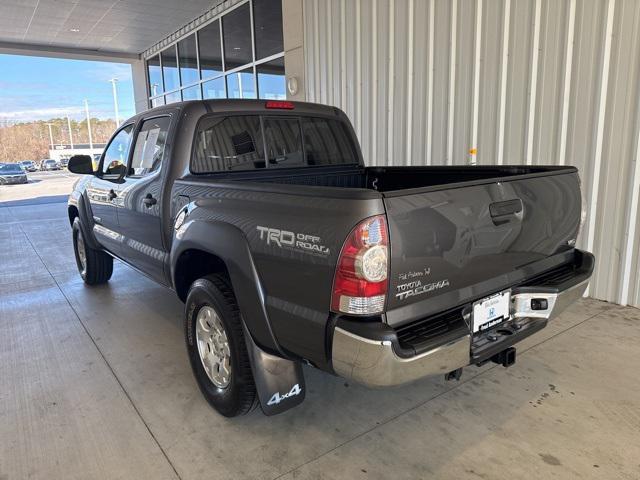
[178,34,199,86]
[226,68,256,99]
[147,54,163,95]
[146,0,285,104]
[202,77,226,99]
[161,46,180,92]
[222,3,253,70]
[165,91,182,104]
[199,19,223,79]
[182,85,202,101]
[257,58,285,100]
[253,0,283,60]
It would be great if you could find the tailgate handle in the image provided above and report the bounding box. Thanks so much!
[490,199,523,221]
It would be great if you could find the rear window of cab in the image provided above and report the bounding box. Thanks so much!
[191,115,358,173]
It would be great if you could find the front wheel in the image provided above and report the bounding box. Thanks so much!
[72,217,113,285]
[185,274,257,417]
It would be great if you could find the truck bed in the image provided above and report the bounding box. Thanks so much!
[224,164,582,328]
[223,165,576,194]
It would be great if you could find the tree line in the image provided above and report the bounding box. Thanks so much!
[0,118,118,163]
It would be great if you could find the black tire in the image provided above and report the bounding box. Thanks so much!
[72,217,113,285]
[185,274,257,417]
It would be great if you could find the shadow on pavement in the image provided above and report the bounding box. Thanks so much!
[0,194,69,207]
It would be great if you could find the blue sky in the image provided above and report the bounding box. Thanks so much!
[0,54,135,123]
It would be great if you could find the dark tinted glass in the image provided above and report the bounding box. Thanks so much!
[301,118,357,166]
[192,116,358,173]
[264,117,304,167]
[161,46,179,91]
[0,164,23,173]
[130,117,171,176]
[192,116,264,172]
[222,3,252,69]
[202,77,226,99]
[226,68,256,99]
[198,19,223,79]
[257,57,285,99]
[178,34,199,86]
[102,125,133,176]
[147,55,163,95]
[253,0,284,59]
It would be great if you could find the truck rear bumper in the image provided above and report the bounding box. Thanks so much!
[331,250,593,388]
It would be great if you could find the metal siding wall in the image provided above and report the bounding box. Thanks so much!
[302,0,640,307]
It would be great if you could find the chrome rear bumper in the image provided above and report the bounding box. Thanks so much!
[332,253,593,388]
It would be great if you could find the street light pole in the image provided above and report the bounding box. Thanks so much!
[84,99,94,149]
[109,78,120,125]
[66,116,74,149]
[45,122,54,149]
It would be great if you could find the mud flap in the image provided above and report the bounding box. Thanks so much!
[243,324,305,415]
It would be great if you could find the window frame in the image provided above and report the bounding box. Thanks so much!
[126,114,173,179]
[189,113,361,175]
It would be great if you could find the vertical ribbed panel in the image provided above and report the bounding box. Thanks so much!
[302,0,640,307]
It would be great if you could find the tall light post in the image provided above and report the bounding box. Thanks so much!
[45,122,54,149]
[66,116,74,149]
[109,78,120,125]
[84,99,94,149]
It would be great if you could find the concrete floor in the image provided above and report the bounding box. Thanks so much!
[1,189,640,479]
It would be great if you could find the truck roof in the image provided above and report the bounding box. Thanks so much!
[128,99,346,125]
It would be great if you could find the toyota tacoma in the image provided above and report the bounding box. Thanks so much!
[67,99,594,417]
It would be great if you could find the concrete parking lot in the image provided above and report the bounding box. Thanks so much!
[0,169,78,203]
[1,173,639,479]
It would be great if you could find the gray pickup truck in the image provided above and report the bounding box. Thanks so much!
[67,99,594,417]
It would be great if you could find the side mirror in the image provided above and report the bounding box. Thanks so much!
[68,155,94,175]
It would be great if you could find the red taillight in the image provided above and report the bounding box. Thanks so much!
[265,100,295,110]
[331,215,389,315]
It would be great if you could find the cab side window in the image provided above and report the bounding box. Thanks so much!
[129,117,171,177]
[102,125,133,176]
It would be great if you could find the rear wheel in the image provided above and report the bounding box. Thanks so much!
[72,217,113,285]
[185,274,257,417]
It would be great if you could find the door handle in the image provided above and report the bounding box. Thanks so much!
[108,189,117,201]
[143,193,157,208]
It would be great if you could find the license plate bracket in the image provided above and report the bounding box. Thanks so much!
[472,290,511,333]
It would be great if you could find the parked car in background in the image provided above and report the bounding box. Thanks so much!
[40,159,61,171]
[59,158,70,169]
[0,163,28,184]
[19,160,38,172]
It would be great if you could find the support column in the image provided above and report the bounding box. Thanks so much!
[130,58,150,113]
[282,0,305,101]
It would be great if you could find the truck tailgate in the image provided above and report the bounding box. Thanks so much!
[384,170,582,327]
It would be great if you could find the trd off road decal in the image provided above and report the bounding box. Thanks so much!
[257,226,330,256]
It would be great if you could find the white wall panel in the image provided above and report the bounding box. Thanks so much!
[301,0,640,307]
